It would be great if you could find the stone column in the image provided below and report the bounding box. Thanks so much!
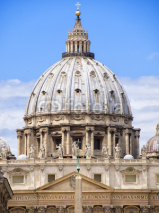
[79,41,82,53]
[17,131,22,157]
[86,129,89,145]
[135,131,140,158]
[67,41,70,52]
[61,129,65,155]
[115,166,120,188]
[87,42,89,52]
[27,131,31,156]
[91,130,94,156]
[114,206,122,213]
[142,166,148,188]
[75,41,77,53]
[125,130,129,155]
[71,41,73,53]
[75,175,82,213]
[44,129,49,157]
[66,41,68,52]
[108,129,112,156]
[84,41,86,52]
[30,166,34,188]
[66,128,70,155]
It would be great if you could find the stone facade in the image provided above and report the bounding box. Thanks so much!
[0,7,159,213]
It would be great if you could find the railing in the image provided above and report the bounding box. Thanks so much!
[62,52,95,59]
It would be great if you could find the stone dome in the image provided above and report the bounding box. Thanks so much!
[0,136,11,153]
[146,123,159,152]
[25,58,131,117]
[124,154,134,160]
[17,154,29,160]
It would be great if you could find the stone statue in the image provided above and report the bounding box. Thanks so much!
[72,142,78,159]
[1,145,7,159]
[29,144,36,158]
[56,144,63,158]
[40,145,45,158]
[85,144,91,159]
[114,144,121,159]
[102,144,109,158]
[141,145,146,158]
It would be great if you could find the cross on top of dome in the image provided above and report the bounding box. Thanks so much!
[75,2,81,10]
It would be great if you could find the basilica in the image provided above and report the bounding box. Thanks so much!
[0,6,159,213]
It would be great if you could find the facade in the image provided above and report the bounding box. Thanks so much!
[0,7,159,213]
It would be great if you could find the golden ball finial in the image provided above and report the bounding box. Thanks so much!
[76,10,81,17]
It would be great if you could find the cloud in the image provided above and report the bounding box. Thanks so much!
[0,77,159,157]
[147,52,159,60]
[119,76,159,151]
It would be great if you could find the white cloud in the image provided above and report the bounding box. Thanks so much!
[0,77,159,157]
[147,52,159,60]
[119,76,159,151]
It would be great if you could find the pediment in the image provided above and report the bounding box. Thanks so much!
[36,172,113,192]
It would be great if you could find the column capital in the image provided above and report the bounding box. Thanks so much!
[26,206,37,213]
[24,129,32,135]
[56,206,66,213]
[103,206,113,213]
[140,206,150,213]
[83,206,93,213]
[37,206,47,213]
[114,206,123,213]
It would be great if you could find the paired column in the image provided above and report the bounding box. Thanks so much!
[79,41,82,53]
[84,41,86,52]
[135,130,140,158]
[17,131,22,157]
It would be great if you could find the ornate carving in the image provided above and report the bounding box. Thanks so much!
[120,167,141,174]
[86,165,91,171]
[114,206,122,213]
[58,165,63,171]
[30,166,34,172]
[57,206,66,213]
[103,206,111,213]
[83,206,93,213]
[7,168,29,175]
[71,115,85,120]
[102,145,109,158]
[37,206,46,213]
[70,175,76,189]
[29,144,36,158]
[115,165,119,171]
[52,115,64,121]
[28,118,32,124]
[103,72,109,79]
[141,145,146,158]
[114,144,121,159]
[90,71,96,78]
[110,116,119,122]
[47,207,58,213]
[141,207,150,213]
[124,119,129,124]
[93,206,103,212]
[37,116,46,123]
[26,206,36,213]
[91,115,104,121]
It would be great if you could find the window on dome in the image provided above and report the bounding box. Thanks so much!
[55,139,61,149]
[156,174,159,183]
[94,138,101,150]
[94,174,101,182]
[48,174,55,182]
[13,175,24,184]
[125,175,136,183]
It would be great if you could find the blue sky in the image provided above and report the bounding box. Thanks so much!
[0,0,159,81]
[0,0,159,156]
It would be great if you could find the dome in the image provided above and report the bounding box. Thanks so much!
[146,123,159,152]
[0,136,11,153]
[17,154,29,160]
[25,58,131,116]
[25,11,131,118]
[124,154,134,160]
